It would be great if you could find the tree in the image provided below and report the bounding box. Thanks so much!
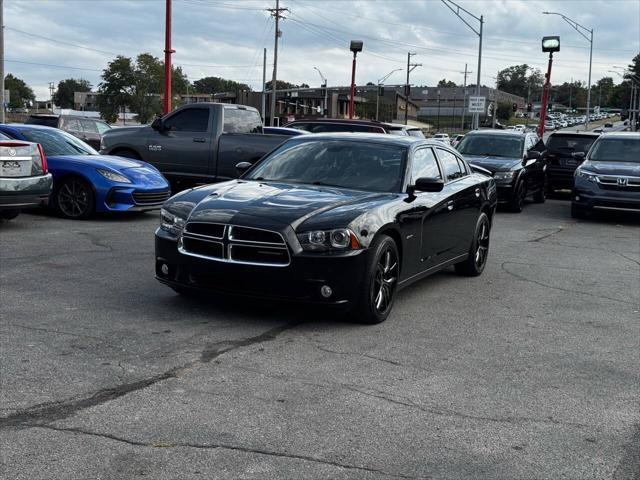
[4,74,35,108]
[496,102,514,121]
[54,78,92,109]
[265,80,308,90]
[97,56,135,123]
[497,64,543,99]
[437,79,457,88]
[193,76,251,94]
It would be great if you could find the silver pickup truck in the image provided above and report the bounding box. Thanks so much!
[100,103,287,188]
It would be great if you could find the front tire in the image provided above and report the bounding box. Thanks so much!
[455,212,491,277]
[55,177,95,219]
[0,209,20,220]
[509,181,525,213]
[351,235,399,324]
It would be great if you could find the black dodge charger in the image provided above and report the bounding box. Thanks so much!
[155,134,497,324]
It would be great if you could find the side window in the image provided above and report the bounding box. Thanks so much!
[164,108,209,132]
[457,158,469,175]
[223,109,263,134]
[64,118,83,132]
[80,119,99,134]
[411,148,441,182]
[95,121,111,134]
[437,148,465,182]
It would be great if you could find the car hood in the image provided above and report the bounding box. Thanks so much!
[186,180,388,229]
[48,154,144,170]
[581,160,640,176]
[462,155,522,172]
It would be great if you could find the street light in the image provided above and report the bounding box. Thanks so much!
[313,67,328,117]
[442,0,483,130]
[543,11,593,130]
[376,68,402,121]
[537,35,560,138]
[348,40,363,119]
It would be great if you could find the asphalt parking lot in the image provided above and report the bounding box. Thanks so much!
[1,200,638,480]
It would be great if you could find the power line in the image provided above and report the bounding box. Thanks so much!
[5,59,102,72]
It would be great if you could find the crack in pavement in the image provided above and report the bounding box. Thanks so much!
[0,322,300,430]
[32,425,419,479]
[75,231,114,252]
[4,323,119,347]
[528,224,573,243]
[500,261,636,305]
[314,344,408,369]
[614,251,640,268]
[234,366,589,430]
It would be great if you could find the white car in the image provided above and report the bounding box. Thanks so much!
[432,133,451,143]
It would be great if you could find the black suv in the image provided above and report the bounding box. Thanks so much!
[546,132,600,192]
[572,132,640,218]
[285,118,425,137]
[25,114,112,150]
[456,130,546,212]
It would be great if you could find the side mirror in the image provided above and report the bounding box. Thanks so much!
[151,118,165,131]
[235,161,253,176]
[526,150,541,160]
[572,152,586,161]
[412,177,444,193]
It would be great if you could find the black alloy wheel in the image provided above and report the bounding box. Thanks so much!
[509,181,526,213]
[455,212,491,277]
[353,235,399,324]
[56,177,95,219]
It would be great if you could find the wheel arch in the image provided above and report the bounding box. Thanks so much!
[374,226,403,272]
[109,147,142,159]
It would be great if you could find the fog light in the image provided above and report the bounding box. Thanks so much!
[161,263,169,275]
[320,285,333,298]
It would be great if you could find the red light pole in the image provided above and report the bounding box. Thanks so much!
[348,40,363,119]
[163,0,175,115]
[538,36,560,138]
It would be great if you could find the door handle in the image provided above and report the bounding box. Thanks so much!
[193,137,206,143]
[447,200,454,211]
[475,188,481,198]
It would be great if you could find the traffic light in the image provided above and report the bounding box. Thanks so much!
[320,83,327,98]
[404,85,410,97]
[512,103,518,112]
[378,85,384,97]
[527,103,532,112]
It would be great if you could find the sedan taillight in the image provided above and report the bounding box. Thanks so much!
[37,144,48,173]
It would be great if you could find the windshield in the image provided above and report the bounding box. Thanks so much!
[408,129,425,138]
[547,135,596,154]
[456,135,524,158]
[18,128,98,156]
[245,140,407,193]
[589,137,640,163]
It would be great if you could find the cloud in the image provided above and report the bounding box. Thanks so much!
[5,0,638,100]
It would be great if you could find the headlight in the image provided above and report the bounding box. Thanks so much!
[297,228,361,252]
[97,169,131,183]
[575,169,597,182]
[493,171,516,182]
[160,208,186,235]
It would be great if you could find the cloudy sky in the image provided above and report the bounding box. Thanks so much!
[5,0,639,100]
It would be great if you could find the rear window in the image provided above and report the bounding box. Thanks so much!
[223,108,262,134]
[547,135,597,154]
[25,116,58,127]
[308,123,384,134]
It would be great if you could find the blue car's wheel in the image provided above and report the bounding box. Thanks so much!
[55,177,94,220]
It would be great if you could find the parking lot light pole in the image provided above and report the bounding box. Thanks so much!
[376,68,402,121]
[543,12,593,131]
[442,0,483,130]
[163,0,175,115]
[348,41,363,119]
[538,36,560,138]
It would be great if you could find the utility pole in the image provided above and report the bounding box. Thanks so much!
[569,77,572,111]
[163,0,174,114]
[48,82,54,113]
[460,63,472,130]
[404,52,421,125]
[261,48,267,125]
[267,0,288,126]
[0,0,4,123]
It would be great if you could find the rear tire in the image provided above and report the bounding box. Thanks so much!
[455,212,491,277]
[351,235,399,324]
[55,177,95,219]
[571,203,588,219]
[0,209,20,220]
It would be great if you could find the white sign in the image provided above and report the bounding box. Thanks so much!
[468,96,486,113]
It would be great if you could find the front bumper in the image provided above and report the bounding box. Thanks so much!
[0,173,52,209]
[155,229,369,306]
[572,186,640,212]
[100,186,171,213]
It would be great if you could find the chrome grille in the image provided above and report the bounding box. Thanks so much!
[179,223,289,267]
[597,175,640,191]
[132,190,171,205]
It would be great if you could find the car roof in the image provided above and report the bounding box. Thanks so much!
[285,118,393,127]
[466,129,528,137]
[3,123,59,131]
[598,131,640,139]
[548,131,600,138]
[283,131,438,147]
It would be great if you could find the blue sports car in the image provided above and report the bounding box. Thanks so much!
[0,124,170,219]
